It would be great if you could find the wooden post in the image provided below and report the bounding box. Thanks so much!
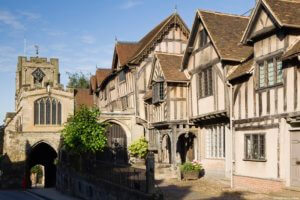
[146,151,155,194]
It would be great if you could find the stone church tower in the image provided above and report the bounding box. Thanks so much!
[2,56,74,188]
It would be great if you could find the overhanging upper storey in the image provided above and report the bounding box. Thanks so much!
[241,0,300,45]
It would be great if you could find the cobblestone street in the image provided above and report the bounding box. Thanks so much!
[157,177,300,200]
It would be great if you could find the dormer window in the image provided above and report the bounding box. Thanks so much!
[152,78,164,104]
[258,57,282,88]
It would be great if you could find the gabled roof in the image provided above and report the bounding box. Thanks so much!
[114,42,140,67]
[282,39,300,60]
[90,75,97,93]
[112,13,190,70]
[96,68,111,87]
[227,56,254,81]
[241,0,300,44]
[155,53,188,82]
[264,0,300,28]
[199,10,253,62]
[182,10,253,69]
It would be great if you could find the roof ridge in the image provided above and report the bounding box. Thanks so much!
[198,9,250,19]
[117,41,138,44]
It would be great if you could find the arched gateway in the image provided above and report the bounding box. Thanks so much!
[26,142,57,188]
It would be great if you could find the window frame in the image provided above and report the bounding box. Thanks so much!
[257,57,283,90]
[34,97,62,126]
[198,66,213,99]
[199,29,208,48]
[119,70,126,83]
[244,133,266,162]
[152,81,164,104]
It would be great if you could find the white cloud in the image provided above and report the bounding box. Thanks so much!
[0,10,24,30]
[120,0,143,9]
[80,35,96,44]
[18,11,40,20]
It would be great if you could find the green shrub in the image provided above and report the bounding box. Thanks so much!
[128,138,148,159]
[180,161,202,172]
[62,106,107,153]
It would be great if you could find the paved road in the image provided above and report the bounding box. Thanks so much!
[0,190,41,200]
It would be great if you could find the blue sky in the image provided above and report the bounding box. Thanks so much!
[0,0,255,123]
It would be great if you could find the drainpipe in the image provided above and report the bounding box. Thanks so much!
[226,80,234,189]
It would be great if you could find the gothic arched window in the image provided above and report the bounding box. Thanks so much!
[34,97,62,125]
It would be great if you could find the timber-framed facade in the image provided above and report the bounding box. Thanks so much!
[90,0,300,192]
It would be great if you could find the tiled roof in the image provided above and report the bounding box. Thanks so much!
[115,42,140,66]
[96,68,111,87]
[74,89,94,109]
[128,13,190,64]
[198,10,253,62]
[143,89,153,100]
[282,39,300,60]
[264,0,300,27]
[90,75,97,92]
[227,57,254,81]
[156,53,188,82]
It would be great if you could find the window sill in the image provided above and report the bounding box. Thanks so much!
[256,83,283,92]
[243,159,267,162]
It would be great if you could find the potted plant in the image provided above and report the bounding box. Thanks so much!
[128,137,148,165]
[180,160,203,180]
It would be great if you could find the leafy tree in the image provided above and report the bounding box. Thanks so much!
[62,106,107,153]
[66,72,90,89]
[128,137,148,159]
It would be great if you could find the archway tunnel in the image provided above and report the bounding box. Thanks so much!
[26,142,57,188]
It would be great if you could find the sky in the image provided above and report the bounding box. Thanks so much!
[0,0,255,123]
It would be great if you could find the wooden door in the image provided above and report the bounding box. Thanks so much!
[291,132,300,187]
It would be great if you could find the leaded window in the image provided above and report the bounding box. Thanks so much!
[258,57,283,88]
[206,126,225,159]
[34,97,62,125]
[199,67,213,98]
[152,81,164,104]
[245,134,265,161]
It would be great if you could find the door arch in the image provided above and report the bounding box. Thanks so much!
[26,142,57,188]
[104,122,128,164]
[177,133,196,163]
[161,134,172,164]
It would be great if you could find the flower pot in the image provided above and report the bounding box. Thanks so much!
[181,170,199,180]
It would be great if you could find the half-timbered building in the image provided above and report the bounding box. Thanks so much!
[145,52,191,166]
[90,13,190,151]
[227,0,300,191]
[181,10,252,178]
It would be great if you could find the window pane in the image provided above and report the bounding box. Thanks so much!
[245,135,251,159]
[277,60,283,83]
[40,100,45,124]
[259,63,265,88]
[268,60,274,86]
[52,100,57,124]
[34,101,39,124]
[159,82,164,100]
[252,135,259,159]
[58,102,62,125]
[208,68,212,95]
[259,135,265,159]
[46,98,51,124]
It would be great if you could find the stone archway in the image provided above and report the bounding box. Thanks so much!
[26,142,57,188]
[161,134,172,164]
[176,133,196,164]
